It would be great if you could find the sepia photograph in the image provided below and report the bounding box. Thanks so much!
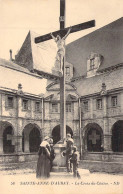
[0,0,123,193]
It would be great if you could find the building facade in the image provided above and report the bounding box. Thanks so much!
[0,18,123,172]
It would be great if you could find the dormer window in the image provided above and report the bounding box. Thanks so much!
[90,58,95,70]
[87,52,104,77]
[65,67,70,76]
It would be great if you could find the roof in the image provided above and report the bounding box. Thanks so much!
[15,31,57,74]
[0,58,47,95]
[75,67,123,97]
[66,17,123,78]
[0,58,30,74]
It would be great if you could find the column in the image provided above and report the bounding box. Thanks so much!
[0,137,3,154]
[90,98,93,119]
[103,134,112,152]
[24,135,30,153]
[16,136,23,153]
[102,95,112,152]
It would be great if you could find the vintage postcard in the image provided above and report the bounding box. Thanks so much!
[0,0,123,194]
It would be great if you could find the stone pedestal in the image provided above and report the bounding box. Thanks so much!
[53,142,66,172]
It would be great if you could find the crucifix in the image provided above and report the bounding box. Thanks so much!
[34,0,95,141]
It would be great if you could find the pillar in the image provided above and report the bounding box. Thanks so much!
[90,98,93,119]
[24,135,30,153]
[0,137,3,154]
[103,134,112,152]
[14,135,23,153]
[102,94,112,152]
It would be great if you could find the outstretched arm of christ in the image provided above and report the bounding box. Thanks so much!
[50,33,57,42]
[62,26,72,40]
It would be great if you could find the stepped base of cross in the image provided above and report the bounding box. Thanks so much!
[52,166,66,172]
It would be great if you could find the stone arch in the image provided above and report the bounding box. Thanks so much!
[22,123,42,153]
[52,125,73,144]
[0,121,15,154]
[83,123,103,152]
[111,120,123,152]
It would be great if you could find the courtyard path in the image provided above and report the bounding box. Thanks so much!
[0,168,123,194]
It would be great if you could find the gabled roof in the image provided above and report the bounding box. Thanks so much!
[46,81,76,91]
[66,17,123,78]
[15,31,57,74]
[44,93,78,102]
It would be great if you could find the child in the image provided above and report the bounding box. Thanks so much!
[49,138,55,171]
[70,146,81,179]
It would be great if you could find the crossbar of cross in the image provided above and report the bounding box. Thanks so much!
[35,20,95,44]
[34,0,95,140]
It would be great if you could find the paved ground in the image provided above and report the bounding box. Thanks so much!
[0,168,123,194]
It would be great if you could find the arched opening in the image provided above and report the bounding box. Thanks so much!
[22,123,42,153]
[84,123,103,152]
[112,120,123,152]
[3,125,15,153]
[52,125,73,144]
[29,128,41,152]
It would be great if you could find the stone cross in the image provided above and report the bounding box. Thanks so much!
[34,0,95,140]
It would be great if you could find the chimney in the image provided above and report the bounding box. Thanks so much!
[9,49,13,61]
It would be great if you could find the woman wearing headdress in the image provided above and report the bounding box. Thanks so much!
[36,136,51,179]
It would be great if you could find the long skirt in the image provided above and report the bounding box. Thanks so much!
[36,154,50,179]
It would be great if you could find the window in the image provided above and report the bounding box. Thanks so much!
[97,99,102,109]
[52,103,58,113]
[66,103,71,112]
[83,101,89,111]
[112,96,117,107]
[65,67,70,76]
[7,96,13,108]
[22,99,28,110]
[35,102,40,112]
[90,58,95,70]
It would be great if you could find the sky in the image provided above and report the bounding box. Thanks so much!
[0,0,123,61]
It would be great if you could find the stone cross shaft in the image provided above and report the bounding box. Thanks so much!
[34,0,95,140]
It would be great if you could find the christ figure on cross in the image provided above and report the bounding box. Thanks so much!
[50,27,72,75]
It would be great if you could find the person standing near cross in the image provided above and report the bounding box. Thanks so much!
[34,0,95,169]
[50,27,72,75]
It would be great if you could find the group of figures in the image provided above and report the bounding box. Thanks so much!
[36,133,81,179]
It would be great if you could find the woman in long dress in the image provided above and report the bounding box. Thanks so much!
[36,136,51,179]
